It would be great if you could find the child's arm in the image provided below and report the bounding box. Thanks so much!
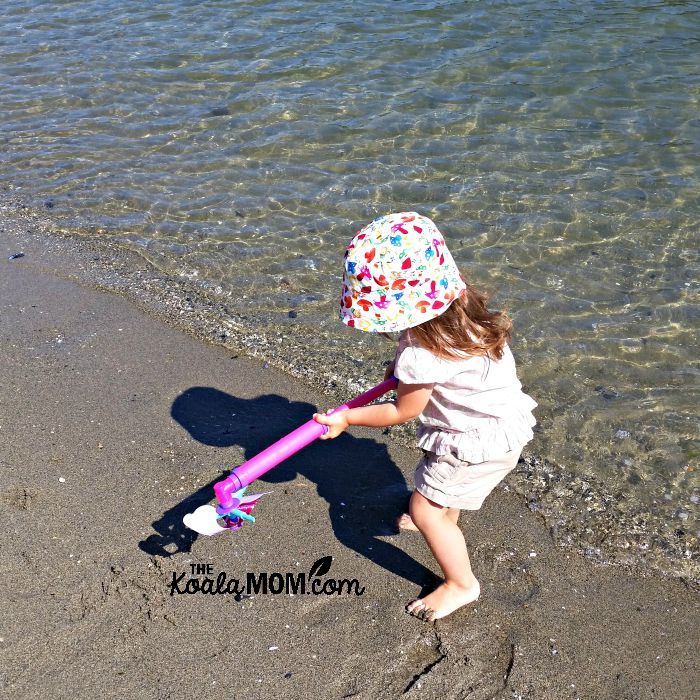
[313,381,433,439]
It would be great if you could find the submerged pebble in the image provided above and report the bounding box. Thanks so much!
[595,386,620,400]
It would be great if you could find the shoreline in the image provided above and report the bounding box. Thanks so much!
[1,192,697,587]
[1,202,699,698]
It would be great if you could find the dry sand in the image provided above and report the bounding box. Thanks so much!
[1,217,698,699]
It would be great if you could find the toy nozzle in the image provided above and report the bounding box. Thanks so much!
[214,472,245,510]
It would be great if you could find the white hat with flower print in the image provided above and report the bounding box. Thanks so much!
[339,212,466,333]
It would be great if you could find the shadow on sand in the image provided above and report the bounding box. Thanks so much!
[139,386,438,589]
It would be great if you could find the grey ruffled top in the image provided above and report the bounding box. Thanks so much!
[394,330,537,463]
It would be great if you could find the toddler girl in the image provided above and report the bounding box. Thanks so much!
[314,212,537,621]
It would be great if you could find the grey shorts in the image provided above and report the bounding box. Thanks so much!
[414,449,521,510]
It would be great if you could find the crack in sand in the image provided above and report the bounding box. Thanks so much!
[1,485,38,510]
[402,629,447,694]
[402,651,448,694]
[68,558,169,635]
[502,642,516,688]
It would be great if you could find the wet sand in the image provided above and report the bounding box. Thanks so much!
[1,214,698,699]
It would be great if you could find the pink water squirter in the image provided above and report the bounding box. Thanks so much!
[206,376,399,525]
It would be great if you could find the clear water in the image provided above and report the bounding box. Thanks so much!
[1,1,698,567]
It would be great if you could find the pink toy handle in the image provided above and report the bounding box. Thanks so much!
[214,376,399,511]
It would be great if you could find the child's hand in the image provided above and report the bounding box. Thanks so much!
[313,410,350,439]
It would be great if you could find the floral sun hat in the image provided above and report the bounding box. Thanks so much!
[340,212,466,333]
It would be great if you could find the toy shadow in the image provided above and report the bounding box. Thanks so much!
[139,385,439,589]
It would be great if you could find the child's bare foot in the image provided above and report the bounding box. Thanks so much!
[405,579,480,621]
[396,513,419,532]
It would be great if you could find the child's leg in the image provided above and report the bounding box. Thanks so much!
[397,505,459,531]
[405,490,480,620]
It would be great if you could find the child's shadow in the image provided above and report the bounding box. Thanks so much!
[139,386,438,588]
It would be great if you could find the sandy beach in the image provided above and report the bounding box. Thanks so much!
[1,210,698,699]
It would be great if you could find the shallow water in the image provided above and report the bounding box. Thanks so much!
[1,1,698,572]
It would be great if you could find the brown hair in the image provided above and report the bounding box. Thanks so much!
[408,284,512,360]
